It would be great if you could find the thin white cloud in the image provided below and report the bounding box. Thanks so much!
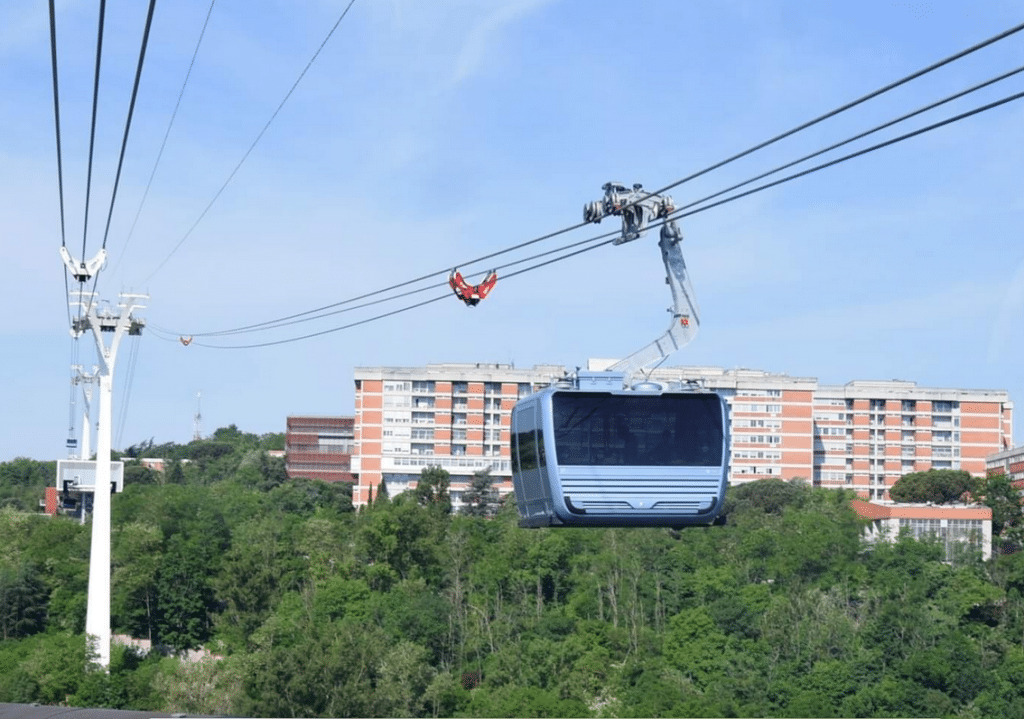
[987,254,1024,363]
[448,0,555,87]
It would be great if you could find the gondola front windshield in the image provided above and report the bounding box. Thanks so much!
[552,392,724,467]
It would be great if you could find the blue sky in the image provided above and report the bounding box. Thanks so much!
[2,0,1022,461]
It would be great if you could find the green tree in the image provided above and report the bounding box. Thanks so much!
[112,521,163,642]
[890,468,979,503]
[462,468,500,517]
[977,472,1024,552]
[724,476,807,516]
[415,466,452,515]
[0,561,48,639]
[155,534,216,649]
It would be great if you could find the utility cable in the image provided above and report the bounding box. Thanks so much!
[143,0,359,283]
[185,85,1024,349]
[115,0,216,274]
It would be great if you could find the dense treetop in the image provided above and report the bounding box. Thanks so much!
[2,431,1023,717]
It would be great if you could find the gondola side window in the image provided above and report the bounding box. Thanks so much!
[517,428,539,471]
[511,428,521,475]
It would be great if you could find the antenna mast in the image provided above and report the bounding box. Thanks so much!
[193,391,202,441]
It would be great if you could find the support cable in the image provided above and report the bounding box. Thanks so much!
[189,237,620,349]
[165,62,1024,340]
[100,0,158,253]
[85,0,157,317]
[664,65,1024,218]
[667,88,1024,223]
[80,0,107,265]
[146,17,1024,335]
[154,232,613,338]
[115,0,216,273]
[621,20,1024,213]
[48,0,68,250]
[186,86,1024,349]
[49,0,73,326]
[143,0,359,283]
[115,337,141,450]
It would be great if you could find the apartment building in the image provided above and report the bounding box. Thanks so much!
[285,415,355,483]
[810,381,1013,500]
[987,445,1024,485]
[352,363,565,507]
[351,362,1013,506]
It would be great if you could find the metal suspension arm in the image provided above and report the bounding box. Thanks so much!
[582,182,700,385]
[606,218,699,382]
[60,246,107,282]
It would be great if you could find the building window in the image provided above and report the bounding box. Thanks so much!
[412,412,434,425]
[453,382,468,395]
[484,382,501,396]
[933,400,957,413]
[518,383,533,398]
[453,413,467,425]
[902,400,916,412]
[453,428,467,440]
[411,443,434,455]
[412,380,435,394]
[411,428,433,440]
[452,444,467,456]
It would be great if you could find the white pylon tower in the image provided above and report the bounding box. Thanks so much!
[64,248,146,669]
[193,391,202,441]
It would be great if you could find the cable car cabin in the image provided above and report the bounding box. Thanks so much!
[511,372,729,528]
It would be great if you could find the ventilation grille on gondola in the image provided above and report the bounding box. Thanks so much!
[561,477,722,496]
[579,500,632,510]
[651,501,704,510]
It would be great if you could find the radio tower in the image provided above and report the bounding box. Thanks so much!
[193,391,203,441]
